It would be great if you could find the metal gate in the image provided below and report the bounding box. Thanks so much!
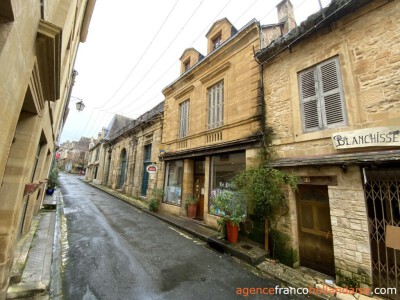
[364,168,400,299]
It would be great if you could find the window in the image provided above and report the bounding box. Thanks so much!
[178,100,190,138]
[207,81,224,129]
[95,148,100,160]
[184,59,190,71]
[212,34,222,50]
[299,57,347,132]
[163,160,184,205]
[209,152,246,214]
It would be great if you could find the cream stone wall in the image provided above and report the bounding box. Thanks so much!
[162,24,261,153]
[0,0,94,297]
[265,0,400,157]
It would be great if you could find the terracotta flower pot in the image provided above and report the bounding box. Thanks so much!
[226,221,239,243]
[187,203,197,218]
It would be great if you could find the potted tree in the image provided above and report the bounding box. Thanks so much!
[213,189,246,243]
[184,195,199,218]
[46,167,59,195]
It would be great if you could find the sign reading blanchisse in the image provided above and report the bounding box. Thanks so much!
[332,127,400,149]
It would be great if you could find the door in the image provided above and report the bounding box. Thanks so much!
[141,144,152,196]
[193,175,205,219]
[118,149,127,188]
[297,185,335,276]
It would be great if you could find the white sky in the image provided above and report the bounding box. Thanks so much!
[60,0,329,143]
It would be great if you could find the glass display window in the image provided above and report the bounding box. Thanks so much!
[209,152,245,214]
[163,160,184,205]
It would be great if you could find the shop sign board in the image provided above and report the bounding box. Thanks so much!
[332,127,400,150]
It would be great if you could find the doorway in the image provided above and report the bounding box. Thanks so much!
[118,149,127,188]
[297,185,335,276]
[193,160,205,220]
[364,167,400,299]
[141,144,152,197]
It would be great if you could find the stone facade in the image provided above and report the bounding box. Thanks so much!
[0,0,95,297]
[256,0,399,290]
[86,102,164,199]
[160,18,262,228]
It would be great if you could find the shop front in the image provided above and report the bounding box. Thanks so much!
[159,141,260,228]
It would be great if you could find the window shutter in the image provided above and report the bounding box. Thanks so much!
[319,59,346,127]
[208,90,212,129]
[185,101,189,136]
[219,82,224,127]
[207,81,224,129]
[299,69,320,131]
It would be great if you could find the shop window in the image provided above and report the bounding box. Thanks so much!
[163,160,184,205]
[209,152,246,214]
[298,56,347,132]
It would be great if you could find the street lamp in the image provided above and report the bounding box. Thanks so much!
[71,96,85,112]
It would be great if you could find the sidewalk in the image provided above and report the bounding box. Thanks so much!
[6,192,59,299]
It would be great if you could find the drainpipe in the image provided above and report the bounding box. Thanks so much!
[255,22,267,140]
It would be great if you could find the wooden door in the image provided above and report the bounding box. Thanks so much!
[297,185,335,276]
[193,175,205,219]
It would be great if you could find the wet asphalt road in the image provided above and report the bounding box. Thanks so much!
[60,173,305,300]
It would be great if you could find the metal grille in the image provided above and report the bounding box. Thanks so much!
[364,168,400,300]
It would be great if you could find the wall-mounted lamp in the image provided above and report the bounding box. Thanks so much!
[71,96,86,112]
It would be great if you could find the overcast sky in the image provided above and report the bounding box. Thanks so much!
[60,0,329,143]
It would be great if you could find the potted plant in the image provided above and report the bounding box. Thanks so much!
[148,188,164,212]
[184,194,199,218]
[46,167,59,195]
[213,189,246,243]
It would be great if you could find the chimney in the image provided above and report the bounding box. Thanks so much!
[276,0,296,35]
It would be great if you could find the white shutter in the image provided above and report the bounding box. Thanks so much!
[299,69,321,132]
[319,58,346,127]
[207,81,224,129]
[179,100,189,138]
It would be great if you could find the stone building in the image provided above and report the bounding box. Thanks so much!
[86,102,164,198]
[58,137,93,173]
[158,2,296,229]
[255,0,399,294]
[0,0,95,297]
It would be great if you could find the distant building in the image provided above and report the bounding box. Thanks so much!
[0,0,95,296]
[58,137,93,174]
[86,102,164,198]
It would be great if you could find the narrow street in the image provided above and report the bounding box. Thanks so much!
[59,173,304,300]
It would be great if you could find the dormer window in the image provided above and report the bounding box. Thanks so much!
[212,34,222,50]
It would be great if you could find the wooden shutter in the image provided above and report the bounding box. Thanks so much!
[208,81,224,129]
[299,69,321,132]
[319,58,346,127]
[179,100,189,138]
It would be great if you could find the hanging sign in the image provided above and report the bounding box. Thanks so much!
[146,164,158,174]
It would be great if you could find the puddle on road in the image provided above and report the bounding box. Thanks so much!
[63,207,81,215]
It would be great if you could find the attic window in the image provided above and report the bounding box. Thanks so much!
[212,34,222,50]
[184,59,190,71]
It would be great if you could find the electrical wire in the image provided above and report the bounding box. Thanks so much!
[94,0,180,111]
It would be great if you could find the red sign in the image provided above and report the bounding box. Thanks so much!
[146,165,158,174]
